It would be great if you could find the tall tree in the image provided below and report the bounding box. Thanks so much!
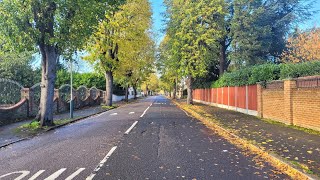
[230,0,313,66]
[158,35,180,99]
[282,27,320,63]
[163,0,227,104]
[85,0,152,105]
[113,0,154,101]
[0,0,114,126]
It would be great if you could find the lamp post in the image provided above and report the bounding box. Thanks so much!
[70,59,74,119]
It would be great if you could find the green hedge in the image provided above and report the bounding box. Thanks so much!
[211,61,320,88]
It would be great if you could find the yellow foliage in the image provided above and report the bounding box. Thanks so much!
[282,27,320,63]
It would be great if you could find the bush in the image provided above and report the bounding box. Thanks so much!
[210,61,320,88]
[279,61,320,79]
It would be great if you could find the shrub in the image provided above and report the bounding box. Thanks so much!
[279,61,320,79]
[210,61,320,88]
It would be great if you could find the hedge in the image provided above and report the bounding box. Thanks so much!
[211,61,320,88]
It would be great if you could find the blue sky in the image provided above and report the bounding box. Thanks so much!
[150,0,166,45]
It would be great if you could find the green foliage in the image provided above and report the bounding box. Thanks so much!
[21,121,40,130]
[163,0,227,78]
[0,0,115,55]
[230,0,313,65]
[209,61,320,88]
[55,70,105,89]
[0,52,41,87]
[101,105,116,110]
[55,69,126,95]
[279,61,320,79]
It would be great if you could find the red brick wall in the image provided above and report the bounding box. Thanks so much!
[293,88,320,131]
[195,77,320,131]
[262,89,287,123]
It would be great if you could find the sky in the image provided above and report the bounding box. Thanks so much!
[150,0,166,45]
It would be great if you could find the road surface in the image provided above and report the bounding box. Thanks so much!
[0,96,288,179]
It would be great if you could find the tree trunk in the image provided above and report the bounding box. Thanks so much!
[219,40,227,76]
[133,85,137,99]
[105,71,113,106]
[38,44,59,127]
[186,75,193,105]
[125,84,129,102]
[145,85,149,97]
[173,78,178,99]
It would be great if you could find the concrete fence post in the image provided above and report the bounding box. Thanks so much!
[284,80,296,125]
[257,83,263,118]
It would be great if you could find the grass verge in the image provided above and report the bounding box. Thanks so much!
[261,118,320,136]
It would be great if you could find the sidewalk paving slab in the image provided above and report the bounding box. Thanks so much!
[177,100,320,178]
[0,99,134,148]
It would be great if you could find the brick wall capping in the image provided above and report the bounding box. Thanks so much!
[293,75,320,80]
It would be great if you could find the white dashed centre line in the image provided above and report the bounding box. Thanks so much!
[140,104,152,118]
[129,112,135,114]
[124,121,138,135]
[110,113,118,116]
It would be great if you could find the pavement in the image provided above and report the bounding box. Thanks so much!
[0,99,132,148]
[177,100,320,178]
[0,96,290,179]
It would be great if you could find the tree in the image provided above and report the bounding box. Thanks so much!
[142,73,159,95]
[158,35,180,99]
[163,0,227,104]
[86,0,153,104]
[281,27,320,63]
[113,0,154,101]
[0,0,115,126]
[230,0,314,66]
[0,52,41,87]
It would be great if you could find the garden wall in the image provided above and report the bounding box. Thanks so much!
[194,76,320,131]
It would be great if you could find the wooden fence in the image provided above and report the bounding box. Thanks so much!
[193,85,258,116]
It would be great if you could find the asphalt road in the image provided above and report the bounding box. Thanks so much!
[0,96,289,180]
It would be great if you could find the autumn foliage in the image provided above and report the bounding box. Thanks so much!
[282,27,320,63]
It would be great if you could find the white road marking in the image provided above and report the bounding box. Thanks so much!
[110,113,118,116]
[1,168,86,180]
[28,170,45,180]
[65,168,86,180]
[140,103,152,118]
[129,112,135,114]
[0,171,30,180]
[87,146,118,180]
[95,112,107,118]
[86,173,95,180]
[125,121,138,135]
[44,168,66,180]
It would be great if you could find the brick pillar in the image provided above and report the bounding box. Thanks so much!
[21,88,30,117]
[99,90,104,104]
[257,83,263,118]
[284,80,296,125]
[54,89,59,113]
